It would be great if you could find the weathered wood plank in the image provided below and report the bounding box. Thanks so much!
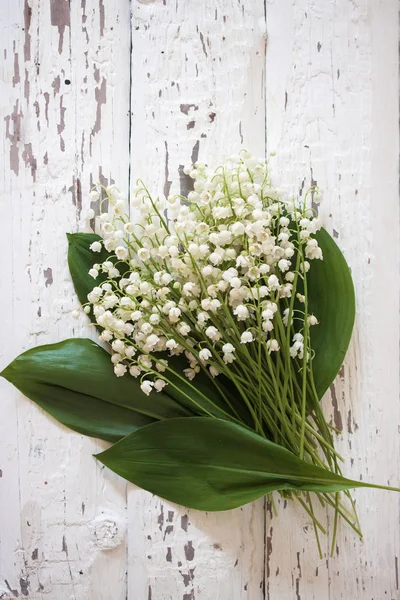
[127,2,267,598]
[265,1,400,597]
[1,0,399,598]
[0,1,131,598]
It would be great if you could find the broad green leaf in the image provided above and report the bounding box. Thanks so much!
[1,339,192,442]
[66,232,250,423]
[67,233,109,311]
[96,417,393,511]
[2,380,150,443]
[307,229,356,398]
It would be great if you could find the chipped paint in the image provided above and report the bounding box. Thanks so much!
[50,0,70,54]
[43,268,53,287]
[81,0,87,22]
[178,164,194,198]
[184,541,195,561]
[1,1,398,599]
[19,578,29,596]
[52,75,61,97]
[180,568,195,587]
[57,95,66,151]
[93,65,100,84]
[5,100,23,176]
[164,141,172,198]
[69,176,83,219]
[330,383,343,431]
[43,91,50,125]
[12,51,20,87]
[180,514,189,532]
[99,0,105,36]
[199,31,207,57]
[5,579,19,597]
[191,140,199,165]
[157,506,164,531]
[265,525,273,600]
[23,0,32,61]
[180,103,198,115]
[24,69,30,104]
[163,525,173,540]
[91,77,107,146]
[21,143,37,180]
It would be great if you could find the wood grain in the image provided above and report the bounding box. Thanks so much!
[0,0,398,598]
[1,1,130,598]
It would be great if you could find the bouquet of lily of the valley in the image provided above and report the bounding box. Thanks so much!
[2,150,398,556]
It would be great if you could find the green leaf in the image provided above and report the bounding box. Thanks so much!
[66,232,247,422]
[67,233,109,312]
[307,229,356,398]
[5,380,149,443]
[96,417,390,511]
[1,339,193,442]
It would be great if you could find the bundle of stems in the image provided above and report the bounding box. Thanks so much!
[84,151,360,554]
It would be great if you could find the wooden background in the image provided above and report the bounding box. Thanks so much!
[0,1,399,598]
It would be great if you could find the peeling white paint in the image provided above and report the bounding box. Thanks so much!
[0,0,398,598]
[0,0,130,598]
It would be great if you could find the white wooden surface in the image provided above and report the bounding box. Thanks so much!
[0,1,398,599]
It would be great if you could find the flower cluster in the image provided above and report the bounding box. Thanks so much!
[83,151,322,401]
[68,150,367,554]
